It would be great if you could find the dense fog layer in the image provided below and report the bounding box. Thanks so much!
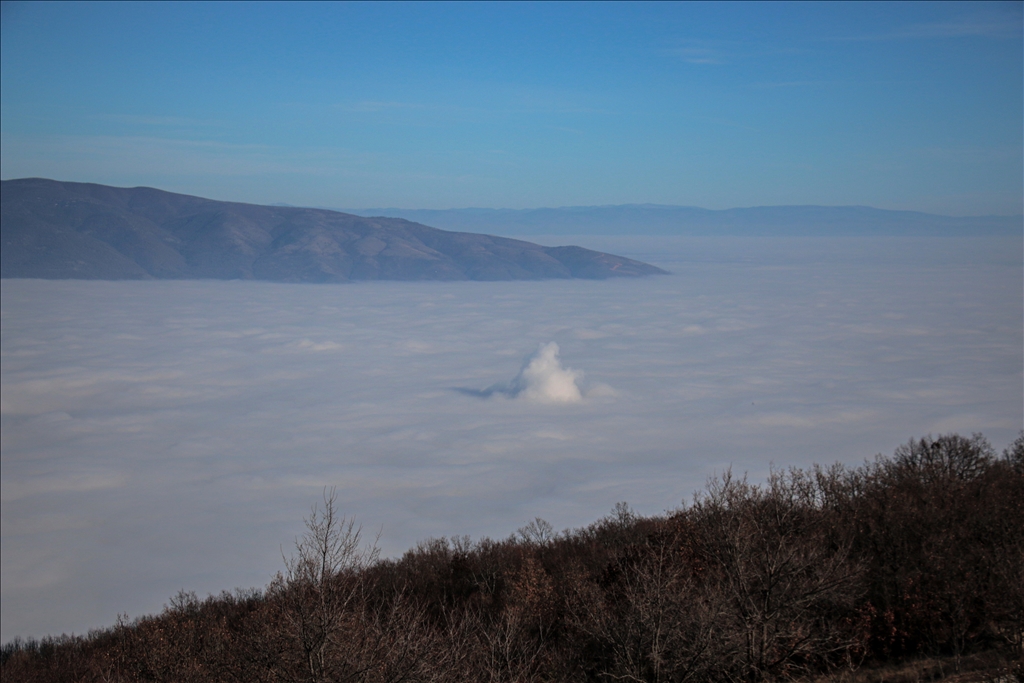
[1,235,1021,642]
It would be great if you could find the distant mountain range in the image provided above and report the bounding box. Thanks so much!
[0,179,665,281]
[341,204,1022,236]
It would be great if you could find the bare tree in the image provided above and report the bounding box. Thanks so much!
[567,535,722,683]
[690,469,863,682]
[279,487,380,683]
[517,518,555,545]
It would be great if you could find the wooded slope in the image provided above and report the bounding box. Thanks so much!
[3,432,1022,682]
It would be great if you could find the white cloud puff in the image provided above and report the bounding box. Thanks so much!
[501,342,583,403]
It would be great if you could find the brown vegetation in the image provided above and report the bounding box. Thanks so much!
[3,432,1022,683]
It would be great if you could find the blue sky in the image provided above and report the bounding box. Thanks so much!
[1,1,1021,214]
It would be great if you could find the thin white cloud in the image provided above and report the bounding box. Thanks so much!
[95,114,216,127]
[291,339,345,352]
[0,471,130,503]
[0,134,360,186]
[671,45,728,65]
[904,19,1017,38]
[750,81,834,89]
[335,101,429,113]
[832,15,1021,42]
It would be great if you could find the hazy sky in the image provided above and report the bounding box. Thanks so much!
[2,235,1021,641]
[1,1,1021,214]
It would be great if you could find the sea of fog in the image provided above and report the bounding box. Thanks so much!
[2,235,1021,641]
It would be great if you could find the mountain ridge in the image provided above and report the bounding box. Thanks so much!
[0,178,666,281]
[340,204,1022,236]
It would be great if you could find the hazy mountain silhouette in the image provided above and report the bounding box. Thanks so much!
[342,204,1022,236]
[0,179,667,281]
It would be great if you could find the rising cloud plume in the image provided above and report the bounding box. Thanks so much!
[496,342,584,403]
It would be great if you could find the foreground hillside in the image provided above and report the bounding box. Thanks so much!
[3,432,1022,683]
[0,179,665,282]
